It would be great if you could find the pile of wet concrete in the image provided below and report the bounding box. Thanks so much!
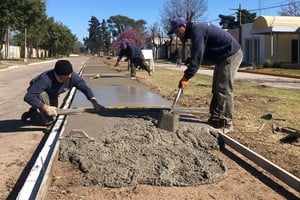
[58,115,227,188]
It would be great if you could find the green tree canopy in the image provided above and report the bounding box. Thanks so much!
[41,18,77,57]
[0,0,40,53]
[1,0,77,58]
[84,16,101,54]
[107,15,147,40]
[219,9,256,29]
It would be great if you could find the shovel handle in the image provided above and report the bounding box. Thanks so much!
[171,87,183,111]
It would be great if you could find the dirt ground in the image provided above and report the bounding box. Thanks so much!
[45,58,299,200]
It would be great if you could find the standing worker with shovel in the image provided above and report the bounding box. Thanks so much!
[168,17,243,133]
[21,60,104,131]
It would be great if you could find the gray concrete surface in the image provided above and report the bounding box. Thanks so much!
[58,59,227,188]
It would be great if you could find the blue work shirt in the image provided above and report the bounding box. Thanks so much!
[183,22,240,79]
[24,70,95,109]
[117,43,142,61]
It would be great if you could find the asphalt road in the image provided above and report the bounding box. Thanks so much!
[0,58,88,199]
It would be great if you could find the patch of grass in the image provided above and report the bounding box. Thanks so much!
[240,67,300,78]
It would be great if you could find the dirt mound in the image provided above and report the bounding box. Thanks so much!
[58,117,227,188]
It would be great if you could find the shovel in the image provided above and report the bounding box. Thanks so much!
[157,87,183,132]
[170,87,183,113]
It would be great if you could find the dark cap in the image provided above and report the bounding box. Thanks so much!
[54,60,73,75]
[120,41,127,49]
[168,17,187,35]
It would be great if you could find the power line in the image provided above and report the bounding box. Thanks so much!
[249,0,300,12]
[206,0,300,23]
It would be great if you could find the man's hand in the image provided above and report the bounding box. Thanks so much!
[90,97,105,111]
[93,102,105,111]
[178,76,189,89]
[114,61,120,67]
[44,106,58,116]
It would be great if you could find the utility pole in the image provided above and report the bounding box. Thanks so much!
[259,0,261,16]
[24,28,27,63]
[5,29,9,60]
[230,4,242,46]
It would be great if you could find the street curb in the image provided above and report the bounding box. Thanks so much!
[238,69,300,79]
[0,60,57,72]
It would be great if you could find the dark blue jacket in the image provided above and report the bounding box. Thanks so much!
[184,22,240,79]
[117,43,142,61]
[24,70,95,109]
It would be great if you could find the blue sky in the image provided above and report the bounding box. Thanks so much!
[46,0,289,42]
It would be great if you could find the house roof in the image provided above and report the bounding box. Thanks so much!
[252,16,300,34]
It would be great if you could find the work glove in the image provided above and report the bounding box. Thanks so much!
[178,76,189,89]
[93,102,105,111]
[45,106,58,117]
[90,98,105,111]
[114,61,120,67]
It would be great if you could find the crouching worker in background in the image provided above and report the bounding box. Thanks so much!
[21,60,104,131]
[114,41,152,79]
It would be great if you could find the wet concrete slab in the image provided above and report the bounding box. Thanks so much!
[51,58,228,192]
[72,86,171,108]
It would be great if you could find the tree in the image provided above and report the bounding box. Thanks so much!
[0,0,30,57]
[107,15,147,41]
[99,19,112,55]
[218,15,236,29]
[16,0,48,58]
[219,9,256,29]
[160,0,207,34]
[1,0,81,59]
[148,23,164,59]
[238,9,256,25]
[279,0,300,16]
[159,0,207,62]
[84,16,101,55]
[41,18,77,57]
[113,28,145,52]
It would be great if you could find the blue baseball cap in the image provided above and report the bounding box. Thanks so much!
[168,17,187,35]
[120,41,127,49]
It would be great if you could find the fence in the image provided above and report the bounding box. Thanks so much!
[0,44,48,60]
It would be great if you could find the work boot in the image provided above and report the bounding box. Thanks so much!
[30,110,44,125]
[207,117,233,133]
[207,117,221,129]
[21,107,37,122]
[216,125,233,134]
[43,120,54,134]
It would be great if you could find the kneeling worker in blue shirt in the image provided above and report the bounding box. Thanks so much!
[21,60,103,128]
